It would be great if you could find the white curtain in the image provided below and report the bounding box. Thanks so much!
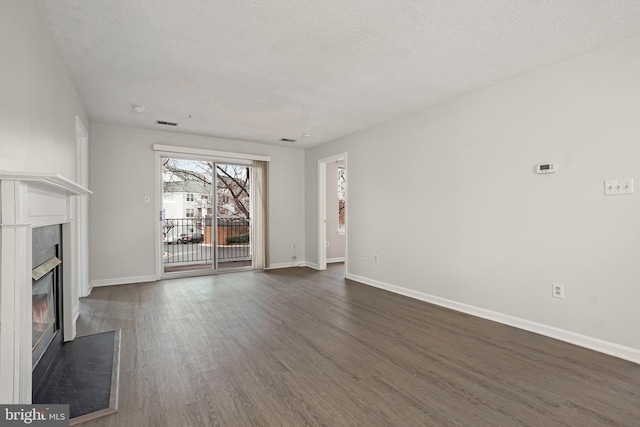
[251,160,269,269]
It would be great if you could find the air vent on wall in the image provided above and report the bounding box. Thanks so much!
[156,120,178,126]
[280,138,297,142]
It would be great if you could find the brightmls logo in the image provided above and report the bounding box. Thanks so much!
[0,405,69,426]
[4,408,45,424]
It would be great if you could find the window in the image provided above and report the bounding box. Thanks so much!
[338,166,345,234]
[185,208,194,218]
[186,193,195,202]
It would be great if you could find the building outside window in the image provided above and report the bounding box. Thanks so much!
[186,208,195,218]
[338,166,346,234]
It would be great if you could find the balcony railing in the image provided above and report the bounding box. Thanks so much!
[163,217,250,266]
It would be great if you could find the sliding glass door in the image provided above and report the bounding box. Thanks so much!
[161,157,252,275]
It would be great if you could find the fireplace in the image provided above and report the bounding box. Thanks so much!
[0,173,91,403]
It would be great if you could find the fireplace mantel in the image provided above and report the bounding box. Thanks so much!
[0,172,91,404]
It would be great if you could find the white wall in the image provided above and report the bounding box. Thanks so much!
[0,0,87,312]
[0,1,88,178]
[326,161,346,260]
[89,123,305,283]
[305,35,640,357]
[0,2,89,400]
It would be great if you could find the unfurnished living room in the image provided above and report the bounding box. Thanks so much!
[1,1,640,426]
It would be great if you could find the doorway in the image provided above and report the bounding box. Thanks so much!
[161,157,252,275]
[318,153,347,271]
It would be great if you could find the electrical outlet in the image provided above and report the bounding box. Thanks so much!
[326,241,330,247]
[144,196,151,204]
[373,254,379,263]
[360,252,365,260]
[552,283,564,299]
[292,243,296,249]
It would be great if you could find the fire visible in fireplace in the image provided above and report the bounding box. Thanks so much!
[33,296,50,329]
[32,273,56,352]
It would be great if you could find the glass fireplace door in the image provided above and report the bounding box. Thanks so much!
[32,271,58,368]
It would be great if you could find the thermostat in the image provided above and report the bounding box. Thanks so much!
[536,163,556,174]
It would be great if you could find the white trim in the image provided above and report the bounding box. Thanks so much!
[305,262,321,271]
[152,144,271,162]
[76,116,91,298]
[317,153,347,273]
[73,304,80,324]
[91,275,159,288]
[0,220,29,403]
[317,160,327,270]
[346,273,640,365]
[0,172,91,196]
[75,116,88,139]
[62,223,76,342]
[265,262,307,270]
[343,155,349,277]
[327,257,345,263]
[155,152,163,280]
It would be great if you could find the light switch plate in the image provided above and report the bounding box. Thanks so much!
[620,179,634,194]
[605,179,634,195]
[605,180,619,195]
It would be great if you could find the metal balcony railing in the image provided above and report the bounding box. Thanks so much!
[163,217,250,265]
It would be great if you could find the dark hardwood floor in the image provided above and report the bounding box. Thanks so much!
[76,264,640,426]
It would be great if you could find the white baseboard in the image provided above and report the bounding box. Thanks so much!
[266,261,333,271]
[80,282,93,298]
[346,273,640,365]
[266,262,307,270]
[327,257,345,263]
[305,262,321,270]
[91,274,159,287]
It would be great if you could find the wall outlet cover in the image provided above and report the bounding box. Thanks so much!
[552,282,565,299]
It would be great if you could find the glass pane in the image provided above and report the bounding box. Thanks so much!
[163,159,213,273]
[32,274,55,351]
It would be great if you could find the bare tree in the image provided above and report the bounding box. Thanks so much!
[162,218,176,239]
[216,165,250,217]
[162,159,250,218]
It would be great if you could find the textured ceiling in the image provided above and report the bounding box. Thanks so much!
[37,0,640,148]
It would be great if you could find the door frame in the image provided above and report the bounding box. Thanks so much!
[153,144,270,279]
[155,151,255,279]
[75,117,90,297]
[317,153,347,272]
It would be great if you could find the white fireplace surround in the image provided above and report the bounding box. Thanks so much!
[0,172,91,404]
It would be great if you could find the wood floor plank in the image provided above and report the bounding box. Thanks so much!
[75,264,640,426]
